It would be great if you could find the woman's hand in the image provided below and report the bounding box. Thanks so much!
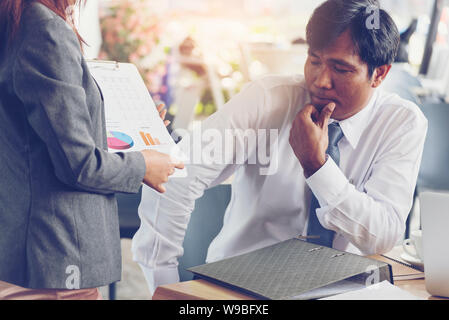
[157,103,170,127]
[140,150,184,193]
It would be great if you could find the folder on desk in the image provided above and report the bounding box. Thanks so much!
[188,239,393,300]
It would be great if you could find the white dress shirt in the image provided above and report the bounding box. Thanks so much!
[132,75,428,294]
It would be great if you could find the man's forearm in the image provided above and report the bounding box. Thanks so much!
[306,157,415,255]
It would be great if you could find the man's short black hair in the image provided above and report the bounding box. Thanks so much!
[306,0,400,77]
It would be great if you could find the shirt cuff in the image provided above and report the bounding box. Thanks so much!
[138,263,180,296]
[305,157,348,208]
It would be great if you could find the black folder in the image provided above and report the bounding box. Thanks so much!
[188,239,393,300]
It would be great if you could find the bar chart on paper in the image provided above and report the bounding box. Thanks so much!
[139,131,161,146]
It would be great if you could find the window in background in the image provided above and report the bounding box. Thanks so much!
[75,0,102,59]
[436,2,449,45]
[381,0,434,70]
[98,0,326,125]
[96,0,437,128]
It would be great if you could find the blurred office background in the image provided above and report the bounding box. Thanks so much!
[74,0,449,299]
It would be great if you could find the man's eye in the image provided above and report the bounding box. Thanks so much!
[311,60,321,66]
[334,67,350,74]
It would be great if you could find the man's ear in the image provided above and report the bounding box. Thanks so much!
[371,64,392,88]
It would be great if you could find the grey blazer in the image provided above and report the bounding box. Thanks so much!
[0,3,146,289]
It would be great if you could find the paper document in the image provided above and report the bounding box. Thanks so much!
[87,61,186,177]
[321,281,423,300]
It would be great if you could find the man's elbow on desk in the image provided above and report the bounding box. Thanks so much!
[346,214,405,256]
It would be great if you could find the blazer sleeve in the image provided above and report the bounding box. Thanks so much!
[12,17,145,194]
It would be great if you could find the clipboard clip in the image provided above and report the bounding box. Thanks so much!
[86,59,120,71]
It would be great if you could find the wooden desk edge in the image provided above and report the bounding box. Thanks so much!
[153,286,204,300]
[153,279,256,300]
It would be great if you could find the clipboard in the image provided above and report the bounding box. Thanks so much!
[87,59,187,178]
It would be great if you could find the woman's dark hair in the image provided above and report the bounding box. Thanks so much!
[306,0,400,77]
[0,0,85,49]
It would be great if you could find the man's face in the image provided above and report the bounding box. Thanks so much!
[304,30,376,121]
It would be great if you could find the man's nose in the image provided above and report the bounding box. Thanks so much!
[314,67,333,90]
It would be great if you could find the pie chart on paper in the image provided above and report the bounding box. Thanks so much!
[107,131,134,150]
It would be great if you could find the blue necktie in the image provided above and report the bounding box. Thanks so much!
[307,122,344,247]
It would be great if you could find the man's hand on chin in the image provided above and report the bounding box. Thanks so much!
[289,102,336,178]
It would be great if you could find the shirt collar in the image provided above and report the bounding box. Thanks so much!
[329,90,378,149]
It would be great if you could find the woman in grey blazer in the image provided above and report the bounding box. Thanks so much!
[0,0,183,299]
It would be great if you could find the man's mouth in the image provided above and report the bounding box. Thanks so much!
[311,93,337,106]
[310,93,336,102]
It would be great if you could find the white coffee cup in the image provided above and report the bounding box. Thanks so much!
[402,230,423,261]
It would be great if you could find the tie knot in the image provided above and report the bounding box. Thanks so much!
[328,123,344,147]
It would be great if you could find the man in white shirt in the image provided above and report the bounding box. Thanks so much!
[132,0,428,294]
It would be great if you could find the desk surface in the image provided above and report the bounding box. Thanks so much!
[153,254,447,300]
